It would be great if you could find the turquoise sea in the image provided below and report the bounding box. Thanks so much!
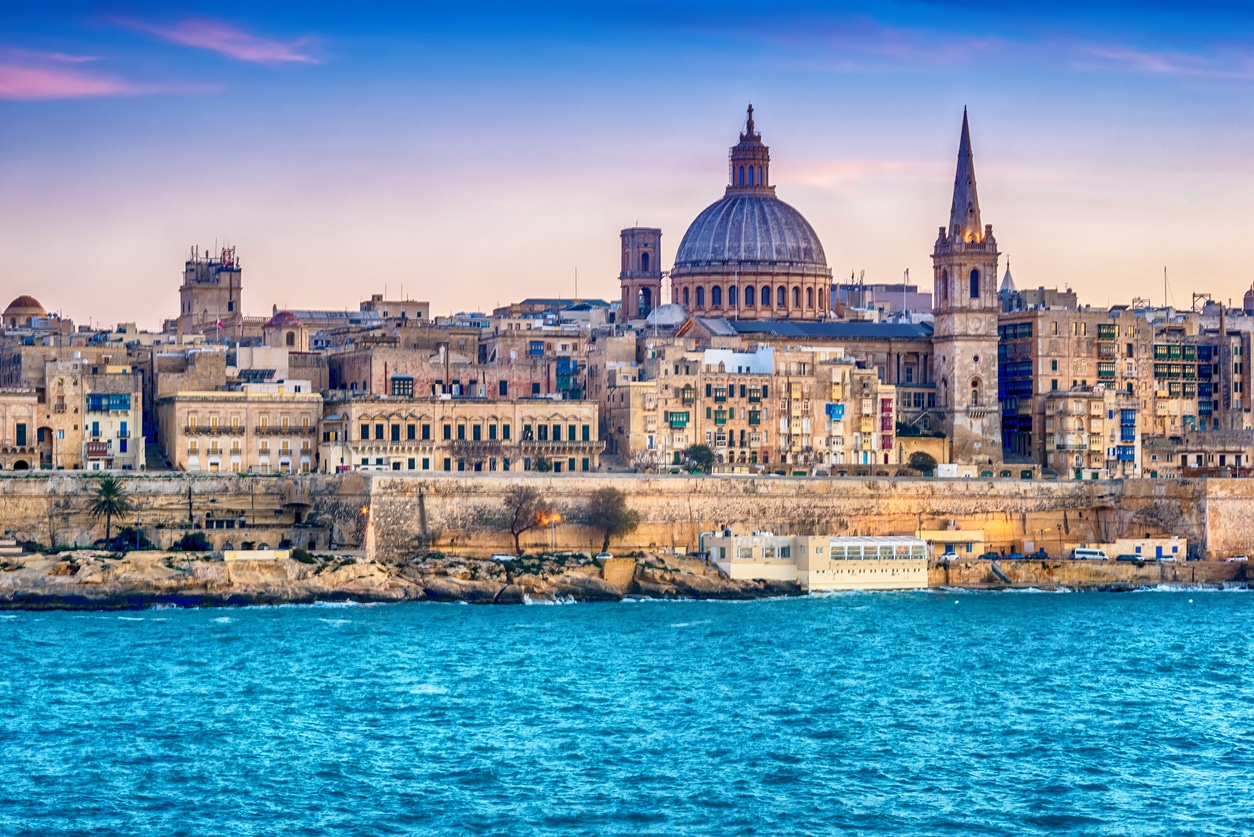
[2,591,1252,836]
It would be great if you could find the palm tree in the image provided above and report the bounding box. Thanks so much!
[90,474,133,543]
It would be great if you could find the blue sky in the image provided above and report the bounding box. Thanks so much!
[2,2,1254,325]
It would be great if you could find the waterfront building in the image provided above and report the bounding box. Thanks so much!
[156,382,322,473]
[1042,386,1140,479]
[704,533,929,591]
[318,395,602,474]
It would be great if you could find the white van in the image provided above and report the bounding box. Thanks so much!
[1071,547,1110,561]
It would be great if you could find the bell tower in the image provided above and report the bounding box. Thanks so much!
[931,109,1002,466]
[619,227,662,320]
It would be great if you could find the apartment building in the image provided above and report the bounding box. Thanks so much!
[156,382,322,473]
[319,396,602,474]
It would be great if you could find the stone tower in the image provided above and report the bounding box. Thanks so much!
[178,245,243,337]
[619,227,662,320]
[931,110,1003,466]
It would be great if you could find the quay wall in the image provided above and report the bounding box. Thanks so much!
[0,473,1251,561]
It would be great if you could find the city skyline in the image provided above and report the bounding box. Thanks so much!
[3,2,1254,328]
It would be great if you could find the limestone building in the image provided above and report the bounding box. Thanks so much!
[156,383,322,474]
[0,389,38,470]
[619,228,663,320]
[178,246,243,336]
[319,396,603,474]
[932,110,1003,465]
[666,106,833,321]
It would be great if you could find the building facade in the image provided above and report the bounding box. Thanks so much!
[156,385,322,473]
[319,396,603,474]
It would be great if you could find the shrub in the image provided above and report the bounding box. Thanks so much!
[175,532,212,552]
[291,548,316,564]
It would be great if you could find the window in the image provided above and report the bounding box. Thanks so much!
[969,269,980,298]
[777,286,786,307]
[421,423,431,440]
[407,424,416,440]
[728,286,738,307]
[711,286,722,307]
[641,252,650,272]
[391,376,414,397]
[391,424,401,442]
[695,287,705,308]
[374,423,384,440]
[761,286,771,307]
[472,424,482,441]
[499,380,508,397]
[792,287,800,308]
[582,424,590,441]
[745,286,755,306]
[443,424,451,440]
[502,424,511,440]
[457,424,466,440]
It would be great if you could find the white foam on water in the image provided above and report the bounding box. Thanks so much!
[409,684,448,695]
[213,616,232,624]
[117,616,144,621]
[0,614,18,620]
[318,618,351,625]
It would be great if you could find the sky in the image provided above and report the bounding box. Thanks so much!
[3,1,1254,328]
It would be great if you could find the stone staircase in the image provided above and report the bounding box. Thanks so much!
[0,538,24,557]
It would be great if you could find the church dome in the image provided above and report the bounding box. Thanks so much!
[669,106,832,321]
[3,295,46,327]
[674,192,827,270]
[265,310,304,329]
[645,302,687,328]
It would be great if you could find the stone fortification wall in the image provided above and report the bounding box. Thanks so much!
[931,558,1246,590]
[0,472,1247,561]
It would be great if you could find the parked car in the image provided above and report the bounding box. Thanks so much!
[1225,555,1249,563]
[978,551,1001,561]
[1005,552,1026,561]
[1115,554,1142,562]
[595,552,613,561]
[1028,549,1050,560]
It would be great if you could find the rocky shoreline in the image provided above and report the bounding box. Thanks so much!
[0,550,804,611]
[0,550,1247,611]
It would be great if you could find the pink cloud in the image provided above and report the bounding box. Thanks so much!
[0,61,152,100]
[128,18,319,65]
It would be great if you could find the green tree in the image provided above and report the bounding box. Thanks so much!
[908,451,938,475]
[501,485,556,556]
[90,474,133,543]
[580,487,640,554]
[683,444,715,474]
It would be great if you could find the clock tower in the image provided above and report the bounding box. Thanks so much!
[931,109,1002,466]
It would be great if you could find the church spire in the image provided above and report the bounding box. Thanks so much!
[948,108,982,243]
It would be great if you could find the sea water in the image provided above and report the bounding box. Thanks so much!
[2,591,1252,835]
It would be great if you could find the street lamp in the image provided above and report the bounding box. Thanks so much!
[135,512,141,552]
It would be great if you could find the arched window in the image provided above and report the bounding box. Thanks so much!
[758,166,764,185]
[696,287,705,308]
[744,286,755,306]
[748,167,755,186]
[818,288,826,311]
[792,287,800,308]
[762,285,771,306]
[286,331,295,347]
[806,287,814,309]
[727,285,737,307]
[739,166,745,186]
[970,269,980,299]
[970,378,982,408]
[640,252,649,273]
[682,287,690,308]
[940,269,949,306]
[777,286,786,307]
[711,286,722,307]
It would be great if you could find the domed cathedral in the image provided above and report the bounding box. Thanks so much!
[669,106,832,320]
[931,109,1003,466]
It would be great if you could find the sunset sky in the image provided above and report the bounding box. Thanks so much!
[2,2,1253,328]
